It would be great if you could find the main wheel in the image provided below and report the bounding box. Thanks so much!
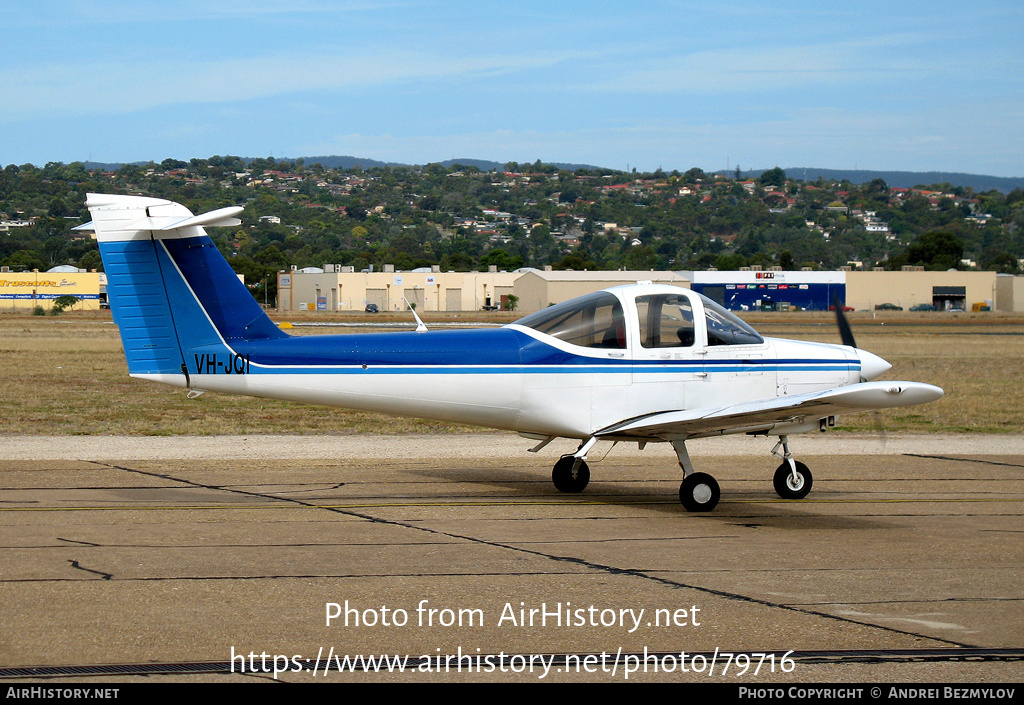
[552,455,590,493]
[679,472,720,512]
[773,461,813,499]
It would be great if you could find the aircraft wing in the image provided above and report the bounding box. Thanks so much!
[594,381,943,441]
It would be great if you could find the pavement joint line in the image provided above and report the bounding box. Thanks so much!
[4,648,1022,679]
[73,464,981,650]
[2,496,1021,512]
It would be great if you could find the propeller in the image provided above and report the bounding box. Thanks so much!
[832,292,892,382]
[832,294,857,348]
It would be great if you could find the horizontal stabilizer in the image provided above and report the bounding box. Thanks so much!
[153,205,243,231]
[84,194,242,242]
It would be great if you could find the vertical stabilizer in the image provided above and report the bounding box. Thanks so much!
[86,194,285,384]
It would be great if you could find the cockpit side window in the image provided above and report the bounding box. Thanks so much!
[514,292,626,349]
[636,293,695,348]
[700,294,764,346]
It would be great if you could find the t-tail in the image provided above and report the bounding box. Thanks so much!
[83,194,287,387]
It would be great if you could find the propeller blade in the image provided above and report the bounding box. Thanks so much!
[832,294,857,348]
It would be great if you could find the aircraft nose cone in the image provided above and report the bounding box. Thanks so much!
[858,349,892,381]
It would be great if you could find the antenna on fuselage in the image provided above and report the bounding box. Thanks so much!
[404,298,428,332]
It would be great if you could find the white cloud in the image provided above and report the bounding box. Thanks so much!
[5,0,399,27]
[581,34,936,95]
[0,48,580,122]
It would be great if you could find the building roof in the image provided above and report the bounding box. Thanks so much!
[520,270,690,283]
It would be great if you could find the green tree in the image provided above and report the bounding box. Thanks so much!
[50,295,79,314]
[907,230,964,270]
[759,167,786,188]
[479,248,524,271]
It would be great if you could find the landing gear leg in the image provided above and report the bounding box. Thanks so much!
[771,435,813,499]
[672,439,720,512]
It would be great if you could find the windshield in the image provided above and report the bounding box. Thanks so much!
[514,292,626,349]
[699,294,764,345]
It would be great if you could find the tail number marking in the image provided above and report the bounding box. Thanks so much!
[193,353,251,375]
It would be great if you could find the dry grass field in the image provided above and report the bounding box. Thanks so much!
[0,308,1020,436]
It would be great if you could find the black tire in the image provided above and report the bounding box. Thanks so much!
[552,455,590,493]
[773,461,813,499]
[679,472,720,512]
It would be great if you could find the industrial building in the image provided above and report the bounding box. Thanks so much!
[845,269,1000,312]
[0,267,104,311]
[690,269,1013,313]
[278,265,1024,315]
[277,265,518,313]
[3,262,1018,315]
[689,270,845,311]
[511,270,689,312]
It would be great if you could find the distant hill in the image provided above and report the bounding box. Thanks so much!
[82,161,146,172]
[723,167,1024,194]
[434,158,606,172]
[81,156,404,171]
[294,155,402,169]
[76,157,1022,193]
[437,158,506,171]
[81,155,600,173]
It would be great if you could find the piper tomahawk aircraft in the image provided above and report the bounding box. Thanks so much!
[83,194,943,511]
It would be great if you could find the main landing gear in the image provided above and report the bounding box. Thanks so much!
[672,440,720,511]
[551,437,596,493]
[552,454,590,493]
[549,434,815,512]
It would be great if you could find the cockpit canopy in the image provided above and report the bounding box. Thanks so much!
[513,288,763,350]
[514,291,627,348]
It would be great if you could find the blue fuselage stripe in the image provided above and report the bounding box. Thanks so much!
[190,327,856,377]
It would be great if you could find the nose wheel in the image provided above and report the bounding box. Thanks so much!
[771,435,813,499]
[773,461,813,499]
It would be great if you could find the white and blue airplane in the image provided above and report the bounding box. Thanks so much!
[82,194,943,512]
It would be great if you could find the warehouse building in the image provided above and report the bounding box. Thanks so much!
[511,270,689,313]
[276,263,1024,315]
[845,269,998,311]
[0,267,103,311]
[278,265,519,313]
[689,270,845,311]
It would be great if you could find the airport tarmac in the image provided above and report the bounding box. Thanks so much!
[1,433,1022,683]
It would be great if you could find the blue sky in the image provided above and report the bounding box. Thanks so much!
[3,1,1022,176]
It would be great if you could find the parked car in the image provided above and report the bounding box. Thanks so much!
[364,303,379,313]
[874,303,903,311]
[828,305,855,312]
[910,303,936,311]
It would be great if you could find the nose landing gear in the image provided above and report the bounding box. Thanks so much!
[771,435,813,500]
